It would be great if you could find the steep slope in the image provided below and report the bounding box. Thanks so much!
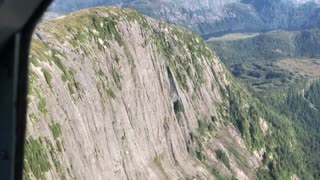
[262,80,320,178]
[26,7,256,180]
[25,7,310,180]
[207,26,320,179]
[47,0,320,35]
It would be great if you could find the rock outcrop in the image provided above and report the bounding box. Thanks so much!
[25,7,262,180]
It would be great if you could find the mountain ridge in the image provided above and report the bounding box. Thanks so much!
[25,7,313,180]
[47,0,320,35]
[26,7,258,179]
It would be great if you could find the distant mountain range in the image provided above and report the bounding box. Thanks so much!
[47,0,320,35]
[208,28,320,65]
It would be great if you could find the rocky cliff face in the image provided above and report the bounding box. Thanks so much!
[25,7,270,180]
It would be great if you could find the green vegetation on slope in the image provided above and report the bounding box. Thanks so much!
[42,68,53,88]
[207,27,320,179]
[211,168,225,180]
[229,62,295,93]
[216,149,230,169]
[38,96,48,115]
[187,76,310,179]
[225,79,311,179]
[24,138,51,180]
[49,123,62,140]
[151,22,210,90]
[262,80,320,179]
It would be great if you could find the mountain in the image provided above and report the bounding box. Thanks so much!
[25,7,312,179]
[47,0,320,35]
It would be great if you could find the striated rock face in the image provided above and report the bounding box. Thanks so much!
[25,7,262,180]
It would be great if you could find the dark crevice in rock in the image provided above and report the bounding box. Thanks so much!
[35,33,43,41]
[166,66,179,102]
[166,66,184,114]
